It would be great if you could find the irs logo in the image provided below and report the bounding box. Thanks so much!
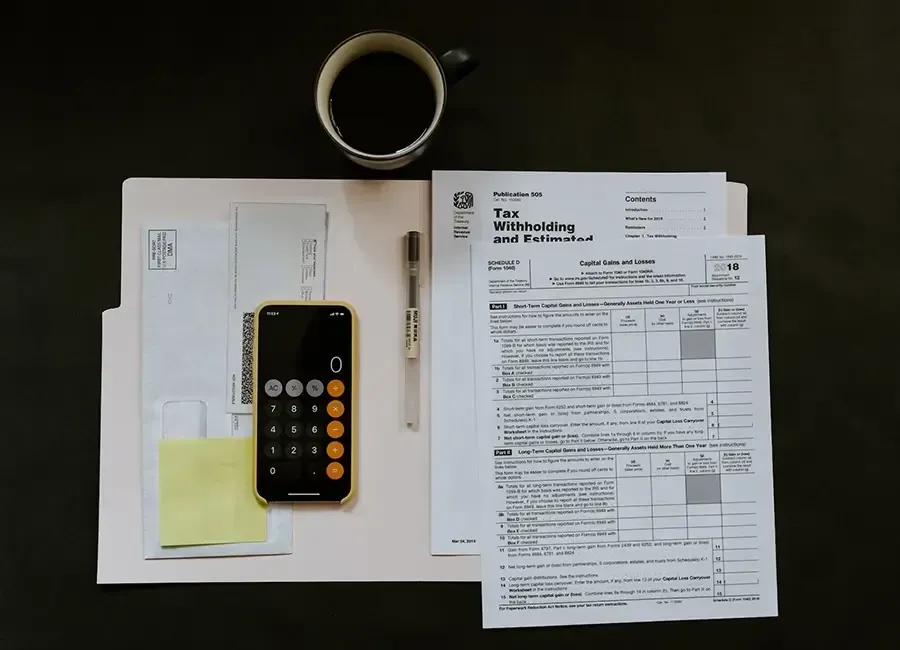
[453,191,474,210]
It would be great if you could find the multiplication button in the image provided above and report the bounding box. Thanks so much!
[327,400,344,418]
[285,379,304,397]
[264,379,283,397]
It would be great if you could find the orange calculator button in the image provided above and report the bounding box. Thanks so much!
[327,379,345,397]
[326,441,344,459]
[327,400,345,418]
[326,462,344,480]
[327,421,344,438]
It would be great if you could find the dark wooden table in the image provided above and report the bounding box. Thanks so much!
[2,2,898,647]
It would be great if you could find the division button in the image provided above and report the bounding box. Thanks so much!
[326,462,344,480]
[327,421,344,439]
[326,441,344,459]
[264,379,283,397]
[285,379,304,397]
[327,400,344,418]
[327,379,345,397]
[306,379,325,397]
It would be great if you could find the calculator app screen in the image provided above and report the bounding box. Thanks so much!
[255,304,353,502]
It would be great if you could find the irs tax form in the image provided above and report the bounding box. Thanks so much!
[431,171,728,554]
[470,236,776,627]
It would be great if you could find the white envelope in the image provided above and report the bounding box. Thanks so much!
[225,202,328,413]
[141,222,292,558]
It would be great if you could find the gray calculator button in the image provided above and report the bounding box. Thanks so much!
[306,379,324,397]
[264,379,283,397]
[285,379,304,397]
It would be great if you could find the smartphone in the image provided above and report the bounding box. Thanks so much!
[252,301,357,504]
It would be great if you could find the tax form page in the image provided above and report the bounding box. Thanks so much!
[431,171,728,554]
[471,236,777,628]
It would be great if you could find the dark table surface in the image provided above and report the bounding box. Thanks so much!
[2,1,898,647]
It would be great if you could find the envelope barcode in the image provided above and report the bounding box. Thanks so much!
[240,312,254,404]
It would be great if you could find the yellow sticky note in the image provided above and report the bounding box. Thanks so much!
[159,437,266,546]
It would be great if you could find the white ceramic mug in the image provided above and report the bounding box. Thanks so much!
[315,30,477,170]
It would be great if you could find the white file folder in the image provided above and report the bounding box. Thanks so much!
[97,177,747,583]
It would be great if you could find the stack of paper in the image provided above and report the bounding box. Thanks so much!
[429,172,777,627]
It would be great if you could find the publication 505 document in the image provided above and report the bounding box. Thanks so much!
[431,171,729,554]
[470,236,776,628]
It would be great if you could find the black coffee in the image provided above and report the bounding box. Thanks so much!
[329,52,437,155]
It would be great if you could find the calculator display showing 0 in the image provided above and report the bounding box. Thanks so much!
[253,301,356,504]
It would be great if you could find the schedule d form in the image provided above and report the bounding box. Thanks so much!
[470,236,777,628]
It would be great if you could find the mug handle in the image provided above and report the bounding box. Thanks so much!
[439,48,479,87]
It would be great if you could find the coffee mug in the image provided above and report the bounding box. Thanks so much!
[315,30,477,170]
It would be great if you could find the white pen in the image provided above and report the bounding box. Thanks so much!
[404,231,421,429]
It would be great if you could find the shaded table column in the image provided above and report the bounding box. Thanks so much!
[679,306,717,397]
[685,450,724,594]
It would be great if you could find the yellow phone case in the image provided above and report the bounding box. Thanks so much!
[252,300,358,505]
